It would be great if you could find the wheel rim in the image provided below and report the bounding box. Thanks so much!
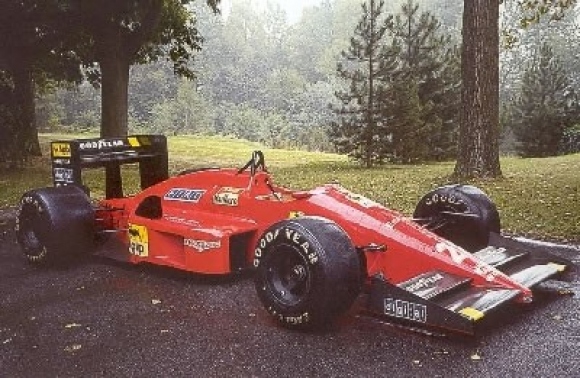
[422,199,487,251]
[18,207,45,257]
[426,202,468,231]
[265,244,312,307]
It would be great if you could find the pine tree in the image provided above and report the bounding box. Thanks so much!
[511,42,575,157]
[332,0,458,165]
[386,0,460,161]
[331,0,396,167]
[385,78,439,163]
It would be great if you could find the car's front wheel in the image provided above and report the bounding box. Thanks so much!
[253,217,362,329]
[413,185,500,252]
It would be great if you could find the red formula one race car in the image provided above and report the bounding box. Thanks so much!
[15,135,572,334]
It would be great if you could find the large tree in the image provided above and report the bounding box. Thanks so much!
[69,0,219,138]
[387,0,460,161]
[331,0,395,167]
[455,0,577,178]
[454,0,502,178]
[0,0,220,168]
[0,0,83,163]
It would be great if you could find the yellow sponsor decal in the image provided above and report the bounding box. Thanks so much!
[51,142,71,158]
[548,262,566,272]
[459,307,484,321]
[127,137,141,147]
[128,224,149,257]
[288,211,304,218]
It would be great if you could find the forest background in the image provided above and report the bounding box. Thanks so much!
[25,0,580,159]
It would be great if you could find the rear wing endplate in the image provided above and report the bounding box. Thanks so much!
[50,135,168,198]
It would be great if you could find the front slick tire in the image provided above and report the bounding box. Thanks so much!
[254,217,361,330]
[414,185,500,252]
[16,186,95,265]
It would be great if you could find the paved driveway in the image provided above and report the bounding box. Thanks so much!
[1,217,579,377]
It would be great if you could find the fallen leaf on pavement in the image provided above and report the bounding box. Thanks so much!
[64,344,82,352]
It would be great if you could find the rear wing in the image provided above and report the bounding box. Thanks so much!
[50,135,168,199]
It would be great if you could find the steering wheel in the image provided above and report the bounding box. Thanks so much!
[238,150,267,176]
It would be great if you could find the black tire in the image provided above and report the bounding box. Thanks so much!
[253,217,361,329]
[15,186,95,265]
[413,185,500,252]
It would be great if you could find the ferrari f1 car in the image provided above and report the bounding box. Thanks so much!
[15,135,573,335]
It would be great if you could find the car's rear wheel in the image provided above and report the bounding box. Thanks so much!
[254,217,361,329]
[413,185,500,252]
[16,186,95,265]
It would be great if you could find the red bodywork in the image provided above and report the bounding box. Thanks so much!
[41,135,570,334]
[97,168,534,304]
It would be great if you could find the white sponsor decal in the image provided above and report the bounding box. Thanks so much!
[213,187,244,206]
[184,239,221,252]
[53,168,74,183]
[406,273,445,293]
[435,242,468,265]
[52,158,71,165]
[268,310,311,326]
[163,216,200,227]
[425,193,464,207]
[384,298,427,323]
[435,242,497,282]
[253,227,319,268]
[79,139,125,150]
[165,188,205,203]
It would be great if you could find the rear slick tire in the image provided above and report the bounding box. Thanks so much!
[253,217,361,330]
[16,186,95,265]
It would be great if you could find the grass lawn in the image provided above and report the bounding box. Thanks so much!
[1,133,578,243]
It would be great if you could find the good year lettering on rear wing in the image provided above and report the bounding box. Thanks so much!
[51,135,168,198]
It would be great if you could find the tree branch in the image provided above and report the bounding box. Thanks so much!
[124,0,163,59]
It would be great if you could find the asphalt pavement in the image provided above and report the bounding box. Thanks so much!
[1,215,579,378]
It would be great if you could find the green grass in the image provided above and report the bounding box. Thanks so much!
[274,156,580,243]
[1,133,579,243]
[168,135,347,169]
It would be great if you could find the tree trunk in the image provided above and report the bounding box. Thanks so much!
[366,0,375,169]
[100,55,130,137]
[454,0,502,178]
[99,54,130,198]
[12,64,41,157]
